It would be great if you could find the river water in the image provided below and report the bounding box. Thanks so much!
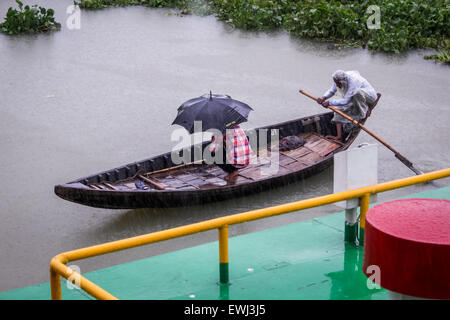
[0,0,449,292]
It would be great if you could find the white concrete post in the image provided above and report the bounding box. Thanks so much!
[334,143,378,245]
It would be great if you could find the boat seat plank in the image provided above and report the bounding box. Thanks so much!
[138,175,166,190]
[102,182,118,191]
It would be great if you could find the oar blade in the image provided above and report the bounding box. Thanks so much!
[395,154,424,175]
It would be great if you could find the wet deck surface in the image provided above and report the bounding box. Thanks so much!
[1,185,449,300]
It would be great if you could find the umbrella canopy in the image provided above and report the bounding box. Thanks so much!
[172,92,253,134]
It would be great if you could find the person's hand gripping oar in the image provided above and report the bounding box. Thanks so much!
[299,89,424,176]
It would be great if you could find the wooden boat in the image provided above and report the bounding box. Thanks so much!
[55,94,380,209]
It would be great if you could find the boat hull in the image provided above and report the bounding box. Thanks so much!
[55,102,377,209]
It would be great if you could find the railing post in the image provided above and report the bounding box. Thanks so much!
[50,269,62,300]
[218,225,229,284]
[359,193,371,245]
[345,208,358,244]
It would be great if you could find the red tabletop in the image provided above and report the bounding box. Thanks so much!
[363,198,450,299]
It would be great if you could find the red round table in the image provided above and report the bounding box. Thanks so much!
[363,198,450,299]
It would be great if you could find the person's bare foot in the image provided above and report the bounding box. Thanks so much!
[224,171,239,183]
[325,135,342,142]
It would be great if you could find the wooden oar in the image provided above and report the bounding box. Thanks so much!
[299,89,424,175]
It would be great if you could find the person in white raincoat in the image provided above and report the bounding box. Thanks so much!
[317,70,377,141]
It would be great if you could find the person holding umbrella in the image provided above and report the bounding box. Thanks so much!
[172,92,253,182]
[209,124,251,182]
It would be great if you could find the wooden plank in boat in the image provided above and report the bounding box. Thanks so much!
[150,172,173,180]
[198,179,228,189]
[239,164,290,180]
[204,166,225,176]
[138,175,166,190]
[256,151,301,167]
[304,138,323,150]
[186,178,209,188]
[235,175,253,184]
[310,139,341,157]
[237,166,262,180]
[283,160,309,172]
[191,167,218,179]
[253,154,270,165]
[297,151,323,165]
[261,164,291,177]
[277,154,298,166]
[103,182,118,190]
[164,179,190,188]
[300,132,320,142]
[122,182,137,190]
[204,177,227,185]
[155,175,176,183]
[173,173,202,182]
[281,147,312,160]
[201,173,218,179]
[175,186,197,191]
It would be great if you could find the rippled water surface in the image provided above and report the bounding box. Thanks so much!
[0,0,449,291]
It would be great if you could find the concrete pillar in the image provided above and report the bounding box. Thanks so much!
[334,143,378,245]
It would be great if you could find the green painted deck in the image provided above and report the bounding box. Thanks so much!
[1,186,449,300]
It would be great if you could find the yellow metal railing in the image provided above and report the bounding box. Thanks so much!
[50,168,450,300]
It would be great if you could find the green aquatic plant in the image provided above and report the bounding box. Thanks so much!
[424,40,450,64]
[75,0,142,9]
[424,51,450,64]
[0,0,61,35]
[75,0,215,15]
[214,0,289,31]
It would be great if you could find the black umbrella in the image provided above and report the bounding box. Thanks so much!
[172,92,253,134]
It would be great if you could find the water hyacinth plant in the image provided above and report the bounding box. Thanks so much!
[0,0,61,35]
[424,40,450,64]
[75,0,215,15]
